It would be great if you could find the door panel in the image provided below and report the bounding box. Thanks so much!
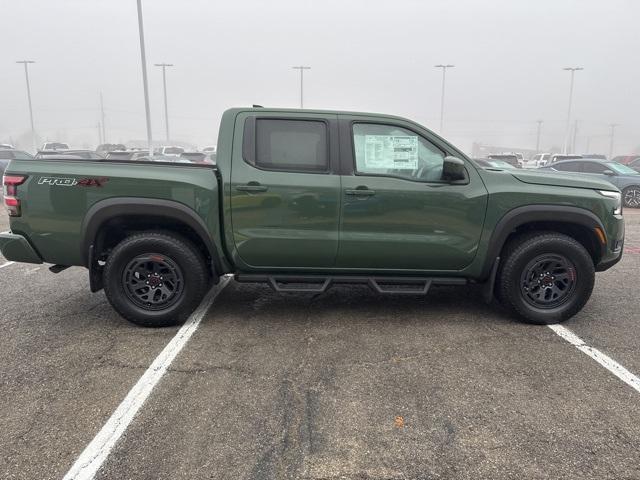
[336,118,487,271]
[230,113,341,269]
[337,175,487,270]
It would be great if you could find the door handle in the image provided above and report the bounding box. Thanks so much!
[236,183,268,193]
[345,188,376,196]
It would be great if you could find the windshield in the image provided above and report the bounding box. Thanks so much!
[606,162,639,175]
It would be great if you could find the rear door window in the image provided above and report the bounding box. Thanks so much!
[254,119,328,172]
[582,162,608,174]
[554,161,583,172]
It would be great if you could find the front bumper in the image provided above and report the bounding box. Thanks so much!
[0,232,43,264]
[595,214,624,272]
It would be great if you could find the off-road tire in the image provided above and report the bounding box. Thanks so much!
[497,232,595,325]
[103,232,208,327]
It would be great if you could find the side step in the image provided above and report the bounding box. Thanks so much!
[234,274,466,295]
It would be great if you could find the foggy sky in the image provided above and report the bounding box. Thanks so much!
[1,0,639,155]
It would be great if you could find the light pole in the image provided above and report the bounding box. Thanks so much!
[136,0,153,155]
[16,60,36,152]
[434,64,454,134]
[535,120,543,152]
[100,92,106,144]
[291,66,311,108]
[608,123,619,159]
[154,63,173,142]
[562,67,583,154]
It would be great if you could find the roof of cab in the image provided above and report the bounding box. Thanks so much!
[222,107,415,123]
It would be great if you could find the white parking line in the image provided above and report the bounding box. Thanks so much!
[548,324,640,394]
[0,261,15,269]
[63,276,231,480]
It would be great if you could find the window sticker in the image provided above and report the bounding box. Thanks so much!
[364,135,418,169]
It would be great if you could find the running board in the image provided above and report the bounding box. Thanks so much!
[234,274,466,295]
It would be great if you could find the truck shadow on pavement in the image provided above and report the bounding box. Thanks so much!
[210,280,515,329]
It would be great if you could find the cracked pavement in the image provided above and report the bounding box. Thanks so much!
[0,209,640,479]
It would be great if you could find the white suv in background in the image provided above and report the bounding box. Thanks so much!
[530,153,551,167]
[41,142,70,150]
[157,146,185,157]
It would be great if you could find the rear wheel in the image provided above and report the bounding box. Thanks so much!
[103,232,209,327]
[623,186,640,208]
[497,232,595,324]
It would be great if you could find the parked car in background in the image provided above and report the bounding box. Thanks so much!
[41,142,70,150]
[487,154,520,168]
[541,159,640,207]
[96,143,126,154]
[0,144,16,150]
[106,151,164,162]
[157,146,185,157]
[177,152,216,165]
[105,151,134,160]
[473,158,517,169]
[514,153,524,167]
[202,146,216,154]
[612,155,640,165]
[179,152,207,163]
[581,154,607,160]
[96,150,155,161]
[0,149,33,174]
[35,150,105,160]
[529,153,551,167]
[550,154,582,164]
[628,158,640,173]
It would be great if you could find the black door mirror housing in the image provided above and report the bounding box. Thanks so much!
[442,156,468,182]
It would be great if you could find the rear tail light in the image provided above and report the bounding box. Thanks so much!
[3,174,27,216]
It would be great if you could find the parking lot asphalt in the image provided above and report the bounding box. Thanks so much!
[1,207,639,480]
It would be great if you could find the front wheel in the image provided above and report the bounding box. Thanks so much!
[497,232,595,325]
[103,232,209,327]
[623,186,640,208]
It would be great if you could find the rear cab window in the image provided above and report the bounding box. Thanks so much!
[245,118,329,173]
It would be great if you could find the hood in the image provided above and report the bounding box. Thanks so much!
[509,169,618,191]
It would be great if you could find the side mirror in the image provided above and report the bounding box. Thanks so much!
[442,156,467,182]
[603,169,615,176]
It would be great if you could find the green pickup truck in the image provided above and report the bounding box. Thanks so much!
[1,108,624,327]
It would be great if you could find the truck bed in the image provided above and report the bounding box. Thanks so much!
[4,158,221,268]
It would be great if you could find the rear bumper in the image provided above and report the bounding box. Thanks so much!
[0,232,43,264]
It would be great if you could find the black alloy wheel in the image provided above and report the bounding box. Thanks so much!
[122,254,184,310]
[520,254,576,309]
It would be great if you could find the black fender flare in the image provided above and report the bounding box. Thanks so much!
[480,205,606,280]
[81,197,222,277]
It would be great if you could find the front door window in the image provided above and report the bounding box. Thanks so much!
[352,123,445,182]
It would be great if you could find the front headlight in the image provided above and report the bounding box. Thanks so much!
[598,190,622,215]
